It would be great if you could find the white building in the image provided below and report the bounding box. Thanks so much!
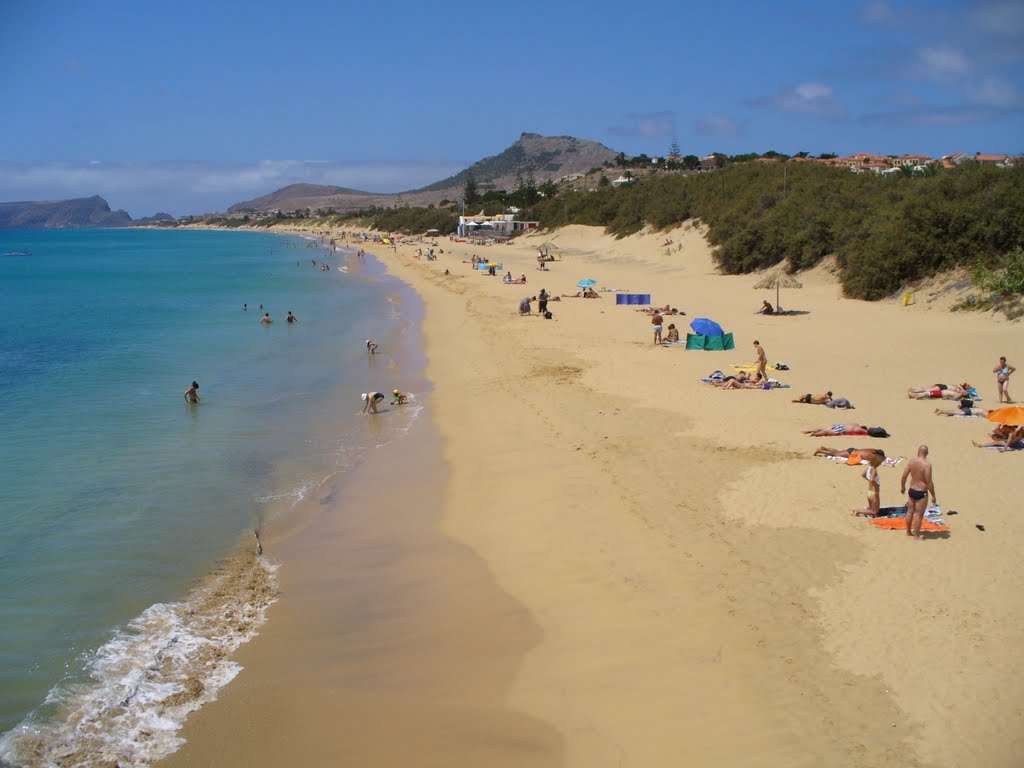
[457,213,538,237]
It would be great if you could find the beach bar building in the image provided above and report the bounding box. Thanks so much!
[457,213,538,238]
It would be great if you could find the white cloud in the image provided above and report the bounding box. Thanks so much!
[858,0,894,24]
[694,115,743,137]
[862,105,1003,126]
[608,112,676,139]
[752,83,846,118]
[0,160,464,218]
[915,45,970,79]
[969,0,1024,40]
[967,76,1023,107]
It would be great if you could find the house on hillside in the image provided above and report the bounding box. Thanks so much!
[850,161,891,174]
[697,155,720,171]
[973,153,1015,167]
[889,154,933,168]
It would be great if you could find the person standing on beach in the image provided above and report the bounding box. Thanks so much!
[538,288,549,315]
[183,381,200,404]
[994,356,1015,403]
[754,340,767,381]
[260,312,272,325]
[651,310,663,344]
[900,445,937,540]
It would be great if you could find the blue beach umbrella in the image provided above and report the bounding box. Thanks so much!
[690,317,724,336]
[577,278,597,288]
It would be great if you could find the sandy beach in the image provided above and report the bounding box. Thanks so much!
[162,223,1022,768]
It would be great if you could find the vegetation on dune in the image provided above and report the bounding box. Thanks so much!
[529,160,1024,301]
[231,155,1022,310]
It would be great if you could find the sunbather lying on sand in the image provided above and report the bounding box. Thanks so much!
[802,423,869,437]
[934,405,989,417]
[813,446,886,461]
[637,305,682,315]
[716,377,765,389]
[793,391,832,404]
[561,288,600,298]
[907,383,970,399]
[973,426,1024,451]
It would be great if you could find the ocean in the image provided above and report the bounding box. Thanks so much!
[0,228,426,767]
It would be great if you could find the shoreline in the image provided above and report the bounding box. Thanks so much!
[164,223,1021,767]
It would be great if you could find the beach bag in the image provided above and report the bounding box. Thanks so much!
[774,362,790,371]
[543,311,553,320]
[959,398,974,409]
[709,370,725,381]
[867,427,890,438]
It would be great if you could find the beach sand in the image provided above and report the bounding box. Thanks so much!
[162,223,1023,768]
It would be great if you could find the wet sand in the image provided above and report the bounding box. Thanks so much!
[161,401,563,767]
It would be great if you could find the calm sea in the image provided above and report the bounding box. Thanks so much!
[0,228,425,767]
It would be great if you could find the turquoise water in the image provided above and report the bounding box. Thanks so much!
[0,229,424,766]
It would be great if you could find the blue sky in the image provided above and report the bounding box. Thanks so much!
[1,0,1021,217]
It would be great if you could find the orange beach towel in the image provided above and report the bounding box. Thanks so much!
[868,517,949,532]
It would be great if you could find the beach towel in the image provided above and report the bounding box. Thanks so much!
[825,398,854,409]
[867,504,948,532]
[821,455,904,467]
[733,363,784,372]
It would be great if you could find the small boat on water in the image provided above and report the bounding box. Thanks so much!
[3,250,32,256]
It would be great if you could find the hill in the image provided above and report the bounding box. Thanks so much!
[228,183,370,213]
[415,133,619,193]
[0,195,133,229]
[225,134,620,213]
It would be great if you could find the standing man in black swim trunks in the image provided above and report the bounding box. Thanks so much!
[900,445,936,540]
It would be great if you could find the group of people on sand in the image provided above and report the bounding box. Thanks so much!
[502,271,528,284]
[813,443,937,538]
[563,287,599,299]
[921,356,1020,451]
[709,340,771,387]
[649,309,684,345]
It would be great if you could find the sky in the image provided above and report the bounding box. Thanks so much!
[1,0,1021,217]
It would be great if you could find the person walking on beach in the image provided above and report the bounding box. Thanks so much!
[994,356,1015,403]
[361,391,385,414]
[183,381,200,404]
[651,310,663,344]
[260,312,273,325]
[753,340,767,381]
[900,445,936,540]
